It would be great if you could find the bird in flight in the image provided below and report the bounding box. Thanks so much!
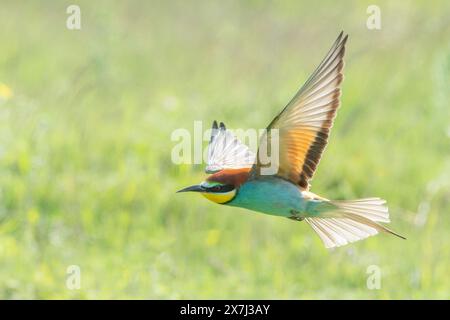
[177,32,405,248]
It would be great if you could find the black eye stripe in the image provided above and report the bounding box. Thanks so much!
[207,184,234,193]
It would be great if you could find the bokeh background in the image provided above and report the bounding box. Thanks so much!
[0,0,449,299]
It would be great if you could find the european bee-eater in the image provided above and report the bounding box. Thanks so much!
[178,32,405,248]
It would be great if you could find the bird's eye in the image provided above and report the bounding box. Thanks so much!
[211,185,222,192]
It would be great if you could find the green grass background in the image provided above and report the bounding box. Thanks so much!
[0,0,449,299]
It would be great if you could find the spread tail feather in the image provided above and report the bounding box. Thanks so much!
[305,198,406,249]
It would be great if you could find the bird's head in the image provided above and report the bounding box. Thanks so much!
[176,168,250,204]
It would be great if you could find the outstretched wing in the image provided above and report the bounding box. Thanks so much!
[251,32,348,189]
[206,121,255,174]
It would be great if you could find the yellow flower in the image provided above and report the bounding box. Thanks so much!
[205,229,221,247]
[27,208,40,225]
[0,83,13,100]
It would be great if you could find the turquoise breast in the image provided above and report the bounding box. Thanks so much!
[227,176,307,217]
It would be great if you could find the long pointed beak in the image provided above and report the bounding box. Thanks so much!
[176,184,204,193]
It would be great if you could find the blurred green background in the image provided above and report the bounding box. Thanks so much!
[0,0,449,299]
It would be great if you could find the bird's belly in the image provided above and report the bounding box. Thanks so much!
[227,177,306,217]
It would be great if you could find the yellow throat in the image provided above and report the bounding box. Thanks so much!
[201,189,236,204]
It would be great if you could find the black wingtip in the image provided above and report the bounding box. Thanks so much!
[212,120,218,129]
[338,30,348,43]
[219,122,226,130]
[342,33,349,43]
[337,30,348,38]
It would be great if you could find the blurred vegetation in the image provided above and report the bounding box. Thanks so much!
[0,0,449,299]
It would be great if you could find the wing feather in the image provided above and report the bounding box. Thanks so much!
[251,32,348,189]
[206,121,255,173]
